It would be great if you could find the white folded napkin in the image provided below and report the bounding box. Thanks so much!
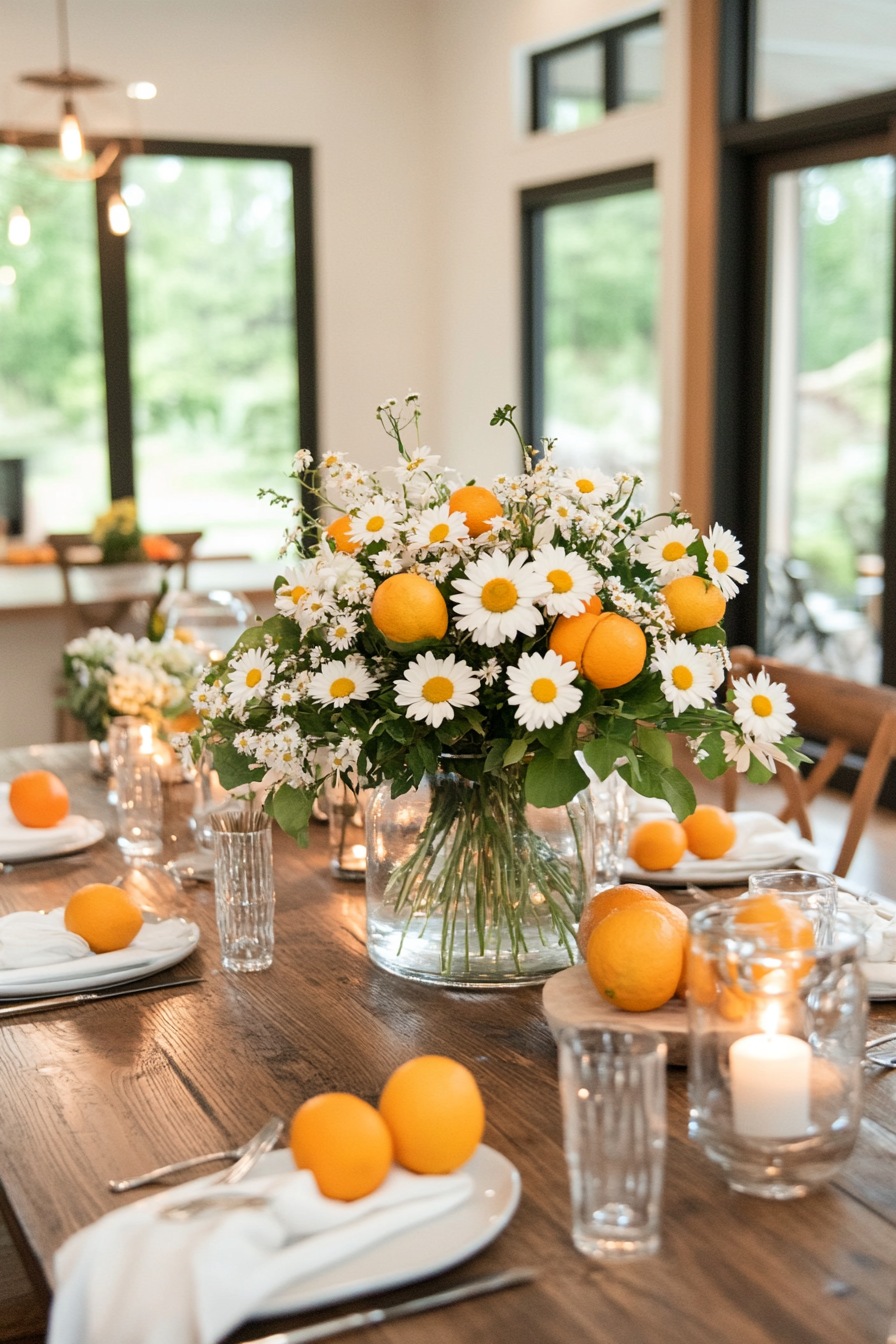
[0,908,199,985]
[48,1156,474,1344]
[628,800,819,872]
[836,889,896,983]
[0,782,98,858]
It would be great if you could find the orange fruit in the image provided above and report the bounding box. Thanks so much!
[549,612,600,671]
[325,515,360,554]
[168,710,201,734]
[576,883,664,956]
[290,1093,393,1200]
[64,883,143,954]
[681,805,737,860]
[448,486,503,538]
[628,818,688,871]
[583,595,603,615]
[371,572,449,644]
[8,770,69,829]
[685,946,719,1006]
[586,905,684,1012]
[662,575,726,634]
[580,613,647,690]
[379,1055,485,1174]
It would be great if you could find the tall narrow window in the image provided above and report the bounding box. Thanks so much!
[0,146,108,535]
[524,172,662,507]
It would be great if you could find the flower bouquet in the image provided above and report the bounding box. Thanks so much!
[183,396,805,985]
[63,628,204,744]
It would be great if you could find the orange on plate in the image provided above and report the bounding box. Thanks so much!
[64,883,143,954]
[8,770,69,829]
[291,1093,393,1201]
[682,805,737,860]
[661,575,726,634]
[447,486,503,538]
[628,818,688,871]
[576,883,664,957]
[371,572,448,644]
[325,515,360,554]
[586,905,684,1012]
[379,1055,485,1174]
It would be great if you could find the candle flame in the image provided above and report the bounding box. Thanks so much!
[759,1000,782,1036]
[139,725,154,755]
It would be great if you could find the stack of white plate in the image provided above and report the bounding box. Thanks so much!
[0,782,105,864]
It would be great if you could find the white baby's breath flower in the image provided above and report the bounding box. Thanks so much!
[703,524,748,599]
[451,551,550,646]
[731,671,795,743]
[393,653,480,727]
[652,639,717,717]
[227,648,276,710]
[638,523,699,582]
[530,544,598,618]
[308,658,378,708]
[348,497,403,547]
[506,650,582,731]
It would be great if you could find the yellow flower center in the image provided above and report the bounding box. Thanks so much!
[366,515,385,532]
[547,568,573,594]
[662,541,687,561]
[480,577,518,613]
[422,675,454,704]
[330,677,355,699]
[288,584,306,603]
[713,549,730,572]
[245,668,263,688]
[671,666,693,690]
[752,693,773,717]
[576,478,594,494]
[334,627,347,638]
[531,677,558,703]
[429,522,450,543]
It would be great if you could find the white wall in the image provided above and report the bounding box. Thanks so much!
[0,0,690,484]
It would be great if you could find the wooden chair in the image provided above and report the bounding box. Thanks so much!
[724,646,896,878]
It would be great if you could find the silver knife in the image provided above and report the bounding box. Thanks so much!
[0,976,202,1019]
[245,1268,537,1344]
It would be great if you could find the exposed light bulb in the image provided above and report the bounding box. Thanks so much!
[107,192,131,236]
[8,206,30,246]
[60,103,83,161]
[0,266,16,287]
[126,81,157,100]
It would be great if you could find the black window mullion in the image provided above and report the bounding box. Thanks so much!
[94,162,135,501]
[879,178,896,687]
[521,205,544,453]
[604,31,622,112]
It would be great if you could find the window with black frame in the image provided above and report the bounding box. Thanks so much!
[0,138,314,560]
[531,13,664,135]
[713,0,896,686]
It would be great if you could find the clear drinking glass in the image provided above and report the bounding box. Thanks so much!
[589,770,630,888]
[748,870,838,943]
[558,1024,667,1259]
[211,810,274,972]
[326,777,370,880]
[115,747,163,858]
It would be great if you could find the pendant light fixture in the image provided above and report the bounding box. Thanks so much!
[7,207,31,246]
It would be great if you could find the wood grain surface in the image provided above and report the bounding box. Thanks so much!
[1,744,896,1344]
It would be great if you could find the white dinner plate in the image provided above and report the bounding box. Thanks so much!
[621,857,764,887]
[0,816,106,865]
[252,1145,520,1319]
[0,913,200,998]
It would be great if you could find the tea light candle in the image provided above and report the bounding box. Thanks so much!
[729,1033,811,1138]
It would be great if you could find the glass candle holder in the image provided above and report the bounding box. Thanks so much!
[326,777,370,881]
[688,897,866,1199]
[211,809,275,972]
[115,726,163,858]
[589,770,630,889]
[748,869,838,944]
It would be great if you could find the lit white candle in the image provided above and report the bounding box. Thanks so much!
[730,1032,811,1138]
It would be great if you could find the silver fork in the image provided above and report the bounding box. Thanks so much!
[159,1117,284,1222]
[109,1136,259,1193]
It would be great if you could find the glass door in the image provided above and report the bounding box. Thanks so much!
[761,148,896,683]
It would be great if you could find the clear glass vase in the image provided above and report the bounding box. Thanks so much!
[366,758,594,988]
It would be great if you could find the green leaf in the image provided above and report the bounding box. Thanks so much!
[746,754,774,785]
[271,785,315,847]
[776,736,811,768]
[582,737,621,781]
[690,625,727,648]
[376,632,443,656]
[484,738,510,772]
[657,766,697,821]
[696,731,728,780]
[637,725,673,769]
[208,739,256,791]
[525,750,589,808]
[503,737,531,766]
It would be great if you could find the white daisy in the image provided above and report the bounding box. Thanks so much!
[233,730,257,755]
[731,671,795,743]
[308,658,378,708]
[722,731,790,774]
[393,652,480,727]
[297,592,336,630]
[392,449,440,480]
[227,648,276,709]
[529,544,598,618]
[451,551,551,646]
[347,497,403,547]
[319,450,345,477]
[652,639,717,717]
[315,551,365,595]
[329,614,360,650]
[293,448,313,471]
[330,736,362,771]
[271,683,303,709]
[479,657,501,686]
[639,523,699,581]
[274,562,318,618]
[407,503,469,553]
[560,468,616,507]
[546,496,582,536]
[703,524,748,599]
[506,650,583,731]
[372,550,405,576]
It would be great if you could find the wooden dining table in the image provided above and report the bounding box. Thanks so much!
[2,742,896,1344]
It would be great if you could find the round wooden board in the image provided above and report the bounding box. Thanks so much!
[542,964,689,1066]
